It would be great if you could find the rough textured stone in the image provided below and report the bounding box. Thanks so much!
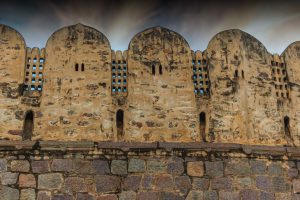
[92,160,110,174]
[52,194,73,200]
[0,186,19,200]
[77,193,95,200]
[31,160,50,173]
[64,177,87,192]
[38,173,63,190]
[167,157,184,175]
[272,177,290,192]
[211,177,233,190]
[204,190,218,200]
[137,191,159,200]
[0,159,7,172]
[240,189,259,200]
[186,190,204,200]
[275,193,292,200]
[219,191,239,200]
[192,178,210,190]
[153,174,174,190]
[250,160,267,174]
[96,194,118,200]
[51,159,73,172]
[147,159,167,173]
[0,172,18,185]
[141,174,154,189]
[20,189,35,200]
[187,161,204,177]
[175,176,191,194]
[256,176,272,191]
[236,177,252,189]
[111,160,127,175]
[37,191,51,200]
[11,160,30,172]
[205,161,224,178]
[122,175,141,191]
[95,175,121,193]
[260,191,275,200]
[118,191,136,200]
[160,192,184,200]
[128,159,145,173]
[19,174,36,188]
[288,168,298,179]
[268,163,284,175]
[293,179,300,193]
[225,159,250,176]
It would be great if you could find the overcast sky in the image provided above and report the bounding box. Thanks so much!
[1,0,300,54]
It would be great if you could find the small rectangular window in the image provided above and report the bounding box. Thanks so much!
[112,87,116,92]
[30,86,35,91]
[197,60,201,64]
[32,65,36,70]
[38,79,42,83]
[39,58,44,63]
[31,78,35,83]
[39,72,43,77]
[32,72,36,77]
[39,65,43,70]
[200,81,203,86]
[123,87,127,92]
[28,58,31,63]
[27,64,30,69]
[33,58,37,63]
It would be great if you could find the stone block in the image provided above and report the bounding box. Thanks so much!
[275,193,292,200]
[147,159,167,173]
[187,161,204,177]
[0,159,7,172]
[11,160,30,172]
[167,157,184,175]
[77,193,95,200]
[95,175,121,193]
[260,191,275,200]
[141,174,154,189]
[72,159,93,174]
[0,172,18,185]
[37,191,51,200]
[118,191,136,200]
[175,176,191,194]
[96,194,118,200]
[31,160,50,173]
[0,186,19,200]
[92,160,110,174]
[38,173,63,190]
[293,179,300,193]
[239,189,259,200]
[192,178,210,190]
[219,191,239,200]
[272,177,290,192]
[19,174,36,188]
[236,177,252,189]
[128,159,145,173]
[160,192,184,200]
[20,189,35,200]
[111,160,127,176]
[288,168,298,179]
[52,194,73,200]
[64,177,87,192]
[250,160,267,174]
[211,177,232,190]
[186,190,204,200]
[256,176,272,191]
[225,159,250,176]
[204,190,218,200]
[51,159,73,172]
[205,161,223,178]
[268,163,284,176]
[153,174,173,190]
[137,191,159,200]
[122,175,141,191]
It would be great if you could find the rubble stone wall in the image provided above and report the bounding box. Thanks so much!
[0,142,299,200]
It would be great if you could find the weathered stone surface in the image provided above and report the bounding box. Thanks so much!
[275,193,292,200]
[160,192,184,200]
[235,177,252,189]
[141,174,154,189]
[0,159,7,172]
[128,159,145,173]
[293,179,300,193]
[118,191,136,200]
[96,194,118,200]
[111,160,127,175]
[92,160,109,174]
[250,160,267,174]
[95,175,121,193]
[153,174,174,190]
[19,174,36,188]
[51,159,73,172]
[205,161,224,178]
[239,189,259,200]
[175,176,191,194]
[211,177,233,190]
[192,178,210,190]
[219,191,239,200]
[122,175,141,191]
[268,163,284,176]
[64,177,87,192]
[137,191,159,200]
[37,191,51,200]
[260,191,275,200]
[186,190,204,200]
[225,159,250,176]
[187,161,204,177]
[11,160,30,172]
[167,157,184,175]
[0,172,18,185]
[272,177,290,192]
[147,159,167,173]
[288,168,298,179]
[77,193,95,200]
[0,186,19,200]
[52,194,73,200]
[256,176,272,191]
[20,189,35,200]
[204,190,218,200]
[31,160,50,173]
[38,173,63,190]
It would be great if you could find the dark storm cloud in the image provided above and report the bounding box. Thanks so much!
[1,0,300,53]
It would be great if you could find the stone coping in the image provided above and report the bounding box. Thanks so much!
[0,140,298,157]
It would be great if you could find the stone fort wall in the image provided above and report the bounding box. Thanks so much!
[1,23,300,146]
